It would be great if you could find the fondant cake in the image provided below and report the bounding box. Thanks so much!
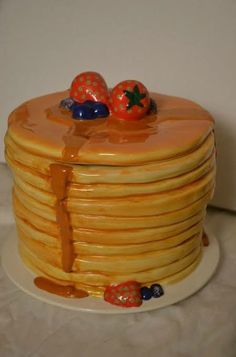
[5,72,216,307]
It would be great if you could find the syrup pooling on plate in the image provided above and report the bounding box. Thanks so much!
[34,277,88,298]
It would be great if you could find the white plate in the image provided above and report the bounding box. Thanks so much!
[1,228,220,314]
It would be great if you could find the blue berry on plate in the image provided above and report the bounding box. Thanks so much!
[72,104,96,120]
[140,286,152,300]
[151,284,164,298]
[60,97,75,110]
[93,102,110,118]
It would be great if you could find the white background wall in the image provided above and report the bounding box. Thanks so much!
[1,0,236,210]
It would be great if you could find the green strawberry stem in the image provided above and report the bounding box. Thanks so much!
[124,85,146,109]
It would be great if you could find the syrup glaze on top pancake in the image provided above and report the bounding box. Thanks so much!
[7,91,214,165]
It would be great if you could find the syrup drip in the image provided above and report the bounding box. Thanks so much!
[35,119,93,295]
[50,163,74,272]
[34,277,88,298]
[33,161,86,297]
[62,121,91,161]
[202,231,209,246]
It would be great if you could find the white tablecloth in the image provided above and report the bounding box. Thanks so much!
[1,163,236,357]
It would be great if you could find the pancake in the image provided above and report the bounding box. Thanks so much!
[5,84,216,300]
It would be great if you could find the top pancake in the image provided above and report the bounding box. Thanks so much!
[6,91,214,165]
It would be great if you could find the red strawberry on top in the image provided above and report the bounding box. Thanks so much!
[104,281,142,308]
[69,71,110,106]
[111,80,150,121]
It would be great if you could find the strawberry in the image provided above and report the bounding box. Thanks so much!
[111,80,150,120]
[69,71,110,107]
[104,281,142,308]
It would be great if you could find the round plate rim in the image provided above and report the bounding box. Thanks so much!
[1,227,220,314]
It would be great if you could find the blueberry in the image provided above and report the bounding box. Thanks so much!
[60,97,75,110]
[72,104,96,120]
[83,100,96,107]
[93,102,109,118]
[151,284,164,298]
[148,98,157,114]
[70,102,79,111]
[140,287,152,300]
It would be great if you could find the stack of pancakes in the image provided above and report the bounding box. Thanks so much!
[5,91,216,297]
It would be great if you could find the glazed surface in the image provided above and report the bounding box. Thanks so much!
[5,91,216,297]
[7,91,214,164]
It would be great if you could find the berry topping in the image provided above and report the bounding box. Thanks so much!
[104,281,142,308]
[125,85,147,109]
[71,101,109,120]
[148,98,157,114]
[72,104,96,120]
[150,284,164,298]
[140,286,153,300]
[111,80,150,121]
[61,73,156,122]
[83,100,97,107]
[69,71,110,107]
[60,97,75,110]
[93,102,110,118]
